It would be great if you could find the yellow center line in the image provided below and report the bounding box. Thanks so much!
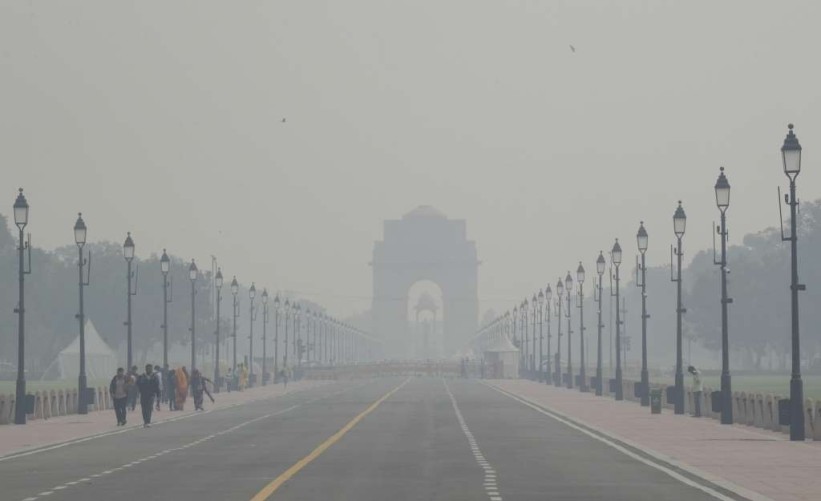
[249,377,410,501]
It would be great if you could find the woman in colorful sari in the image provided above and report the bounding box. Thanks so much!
[175,366,189,411]
[240,363,249,391]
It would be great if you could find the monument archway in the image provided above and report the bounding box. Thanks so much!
[371,206,479,358]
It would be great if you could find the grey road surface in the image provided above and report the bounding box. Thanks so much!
[1,378,728,501]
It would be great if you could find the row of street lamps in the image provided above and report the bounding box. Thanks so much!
[11,207,381,424]
[473,124,807,441]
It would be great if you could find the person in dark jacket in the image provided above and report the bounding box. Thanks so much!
[136,364,160,428]
[166,369,177,411]
[109,367,129,426]
[190,369,214,411]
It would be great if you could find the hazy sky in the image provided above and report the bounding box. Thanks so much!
[2,1,821,321]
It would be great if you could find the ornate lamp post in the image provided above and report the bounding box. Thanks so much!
[595,251,606,396]
[545,285,552,385]
[636,222,650,406]
[161,249,171,368]
[565,272,574,389]
[261,289,269,385]
[248,283,257,387]
[231,276,239,374]
[780,124,805,440]
[713,168,733,424]
[538,289,545,382]
[611,239,623,401]
[555,279,563,386]
[189,260,198,371]
[74,213,91,414]
[283,299,291,369]
[123,233,137,370]
[577,263,586,392]
[13,189,31,425]
[531,294,538,379]
[274,294,280,382]
[521,299,529,378]
[295,303,302,367]
[672,202,687,414]
[214,268,223,392]
[512,306,519,373]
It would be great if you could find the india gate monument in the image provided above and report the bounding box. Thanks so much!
[371,206,479,358]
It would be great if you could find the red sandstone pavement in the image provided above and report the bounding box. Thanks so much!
[0,380,329,458]
[491,379,821,501]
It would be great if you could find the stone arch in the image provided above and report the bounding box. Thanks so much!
[372,206,479,358]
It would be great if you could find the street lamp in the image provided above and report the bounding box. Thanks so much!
[577,263,586,392]
[611,239,623,401]
[555,278,563,386]
[274,295,281,382]
[636,222,650,406]
[780,124,805,440]
[565,272,573,389]
[214,268,223,392]
[531,294,538,379]
[545,285,552,385]
[595,251,605,396]
[672,201,687,414]
[262,288,269,385]
[248,283,256,387]
[295,303,302,368]
[189,259,198,371]
[13,189,31,425]
[712,167,733,424]
[283,299,290,369]
[537,289,545,382]
[521,299,529,379]
[231,276,239,375]
[74,213,91,414]
[160,249,171,368]
[123,233,137,370]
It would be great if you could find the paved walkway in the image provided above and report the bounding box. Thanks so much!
[0,380,329,458]
[490,379,821,501]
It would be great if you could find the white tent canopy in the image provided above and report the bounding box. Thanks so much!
[42,320,118,381]
[483,335,519,379]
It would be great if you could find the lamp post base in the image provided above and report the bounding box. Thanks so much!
[14,378,26,425]
[790,376,805,441]
[640,369,650,406]
[721,372,733,424]
[615,367,623,401]
[595,368,603,396]
[78,373,88,415]
[674,372,684,415]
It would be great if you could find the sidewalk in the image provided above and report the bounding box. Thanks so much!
[491,380,821,501]
[0,380,329,458]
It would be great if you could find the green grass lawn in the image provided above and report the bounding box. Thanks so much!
[0,380,109,395]
[648,374,821,400]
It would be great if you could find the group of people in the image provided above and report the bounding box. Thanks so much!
[109,364,214,428]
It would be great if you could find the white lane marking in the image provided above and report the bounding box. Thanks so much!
[483,382,764,501]
[444,379,502,501]
[15,382,368,501]
[52,486,66,491]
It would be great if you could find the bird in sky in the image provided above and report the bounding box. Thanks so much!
[569,45,576,53]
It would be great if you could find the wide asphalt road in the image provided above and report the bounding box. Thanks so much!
[1,377,733,501]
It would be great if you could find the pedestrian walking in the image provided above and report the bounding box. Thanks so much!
[225,367,233,392]
[154,365,163,412]
[688,365,703,417]
[190,369,215,411]
[167,369,177,411]
[126,365,139,411]
[109,367,129,426]
[136,364,160,428]
[175,366,189,411]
